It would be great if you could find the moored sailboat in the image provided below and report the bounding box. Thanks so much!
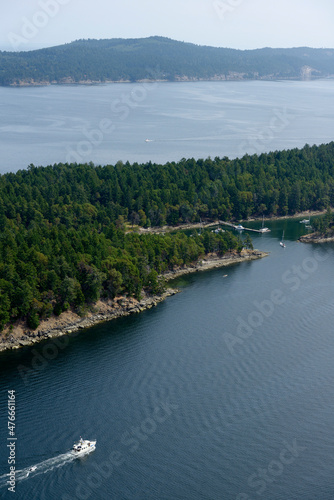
[259,215,270,233]
[280,230,286,247]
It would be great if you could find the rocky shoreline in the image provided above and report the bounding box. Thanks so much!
[7,75,334,88]
[163,249,268,280]
[244,209,328,223]
[0,289,179,353]
[0,250,267,353]
[299,232,334,243]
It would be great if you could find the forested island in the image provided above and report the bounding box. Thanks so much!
[1,37,334,86]
[0,141,334,337]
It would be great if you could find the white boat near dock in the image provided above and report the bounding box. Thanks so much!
[259,215,271,233]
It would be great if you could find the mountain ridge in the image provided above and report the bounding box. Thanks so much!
[1,36,334,86]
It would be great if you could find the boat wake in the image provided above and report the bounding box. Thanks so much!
[0,451,77,488]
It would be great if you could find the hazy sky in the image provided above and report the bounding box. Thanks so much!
[1,0,334,51]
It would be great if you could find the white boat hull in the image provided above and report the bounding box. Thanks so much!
[72,439,96,456]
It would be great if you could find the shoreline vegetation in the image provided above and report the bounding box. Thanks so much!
[299,207,334,243]
[0,203,329,353]
[0,249,267,353]
[299,233,334,243]
[1,204,326,353]
[3,205,328,353]
[2,205,326,354]
[7,76,334,88]
[132,209,329,236]
[1,145,334,351]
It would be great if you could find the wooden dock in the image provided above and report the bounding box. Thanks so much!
[219,221,270,233]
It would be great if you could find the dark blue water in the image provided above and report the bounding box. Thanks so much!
[1,220,334,499]
[1,79,334,172]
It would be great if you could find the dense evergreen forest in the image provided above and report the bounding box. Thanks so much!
[1,37,334,85]
[0,141,333,330]
[311,208,334,235]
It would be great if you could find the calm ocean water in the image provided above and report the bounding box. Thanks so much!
[0,81,334,499]
[1,222,334,499]
[0,79,334,172]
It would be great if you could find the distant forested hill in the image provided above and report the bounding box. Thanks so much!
[1,37,334,85]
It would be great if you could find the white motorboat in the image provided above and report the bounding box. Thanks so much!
[72,438,96,456]
[28,466,37,473]
[235,224,244,230]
